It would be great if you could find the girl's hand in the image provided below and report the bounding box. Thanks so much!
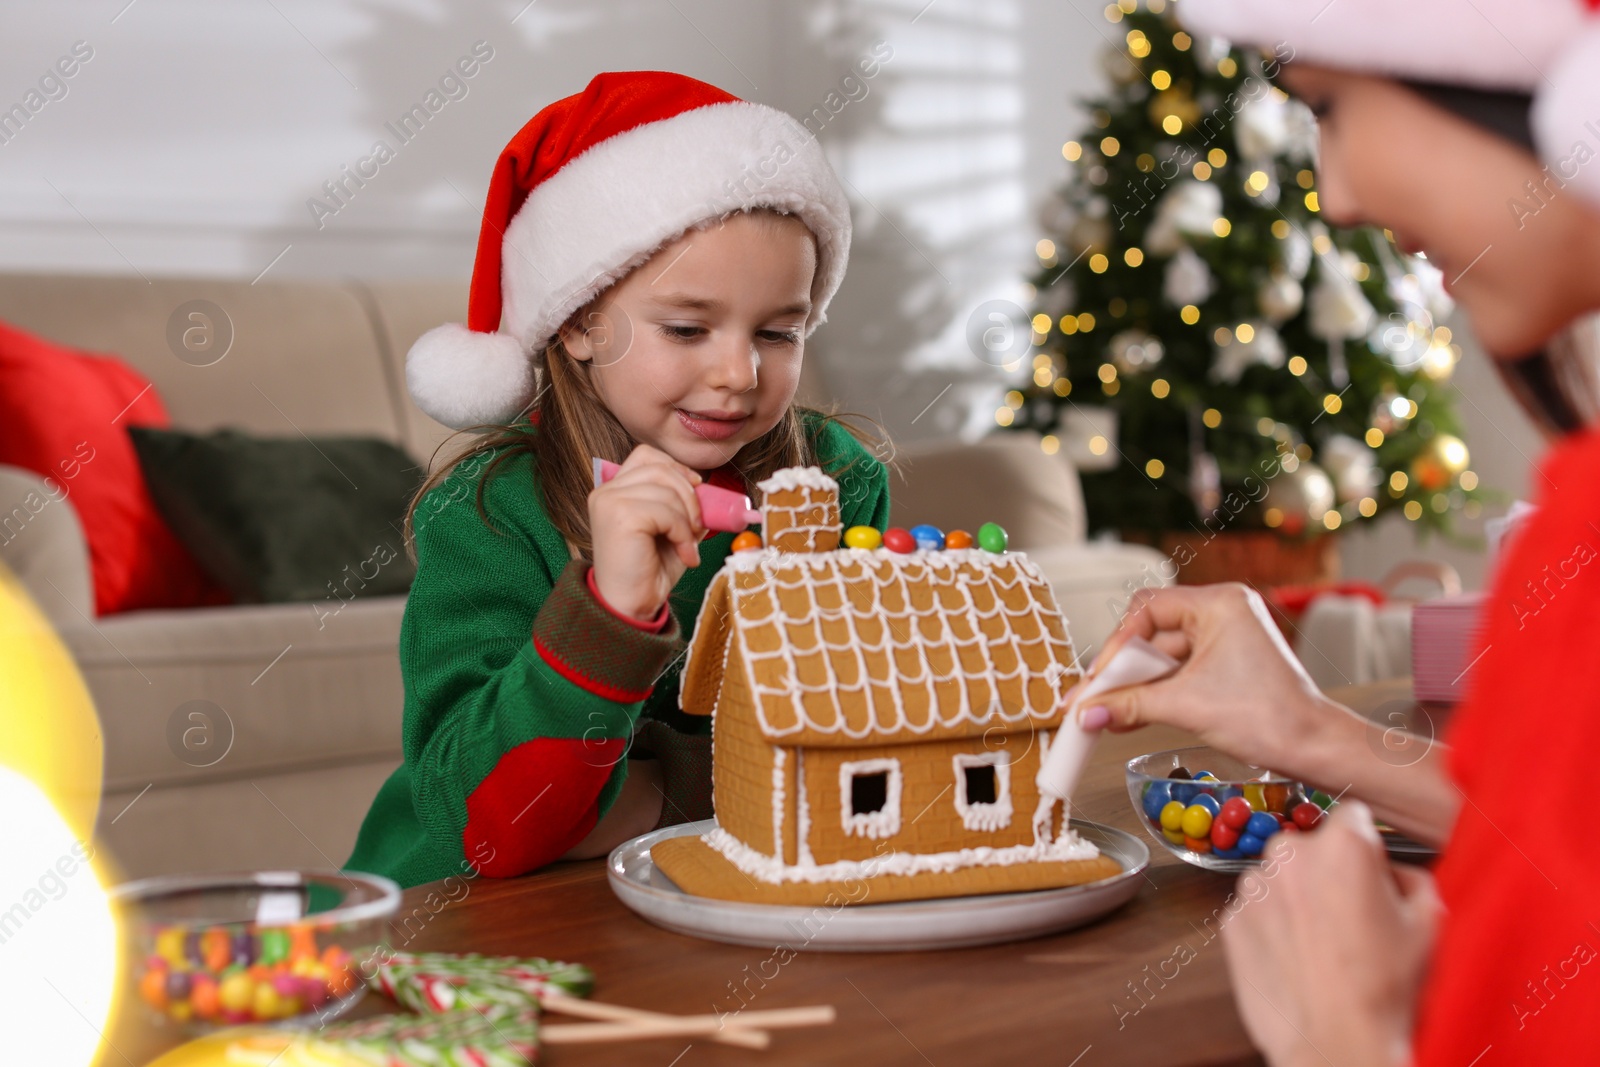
[1074,583,1337,775]
[1222,801,1439,1067]
[588,445,704,620]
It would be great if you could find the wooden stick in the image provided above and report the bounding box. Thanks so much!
[540,993,770,1049]
[542,1005,836,1046]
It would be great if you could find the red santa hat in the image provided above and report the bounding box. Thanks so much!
[408,71,852,430]
[1179,0,1600,207]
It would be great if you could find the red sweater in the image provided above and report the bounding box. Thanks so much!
[1413,426,1600,1063]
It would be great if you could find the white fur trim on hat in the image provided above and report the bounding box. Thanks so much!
[1180,0,1600,212]
[500,100,852,352]
[405,322,534,429]
[1179,0,1585,93]
[1532,25,1600,213]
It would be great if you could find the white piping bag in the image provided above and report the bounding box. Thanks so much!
[1033,635,1181,844]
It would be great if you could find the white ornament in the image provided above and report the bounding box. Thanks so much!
[1320,434,1379,503]
[1284,99,1319,160]
[1390,255,1455,325]
[1110,329,1165,375]
[1037,189,1076,235]
[1062,406,1118,472]
[1281,227,1313,280]
[1262,462,1336,530]
[1145,181,1223,255]
[1308,253,1377,341]
[1236,94,1290,160]
[1257,272,1304,323]
[1210,321,1285,383]
[1069,215,1113,255]
[1101,44,1141,85]
[1036,276,1077,317]
[1163,247,1214,306]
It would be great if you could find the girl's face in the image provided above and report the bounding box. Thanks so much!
[1281,63,1600,360]
[561,211,817,472]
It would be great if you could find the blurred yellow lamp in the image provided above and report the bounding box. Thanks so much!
[0,563,113,1066]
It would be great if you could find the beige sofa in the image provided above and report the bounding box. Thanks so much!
[0,271,1168,882]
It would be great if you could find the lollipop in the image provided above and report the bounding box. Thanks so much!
[373,951,593,1015]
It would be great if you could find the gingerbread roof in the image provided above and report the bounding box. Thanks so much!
[681,547,1081,747]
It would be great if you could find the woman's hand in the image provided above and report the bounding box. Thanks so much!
[1222,801,1439,1067]
[1077,583,1460,844]
[589,445,704,620]
[1076,583,1336,775]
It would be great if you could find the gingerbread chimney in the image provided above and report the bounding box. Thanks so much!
[757,467,841,553]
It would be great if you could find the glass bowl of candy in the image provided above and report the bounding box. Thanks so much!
[110,868,400,1033]
[1126,746,1337,872]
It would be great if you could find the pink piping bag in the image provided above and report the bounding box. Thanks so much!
[591,457,762,534]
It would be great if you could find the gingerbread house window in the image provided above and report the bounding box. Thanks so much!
[952,751,1012,832]
[839,758,902,839]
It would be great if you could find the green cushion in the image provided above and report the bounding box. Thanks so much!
[127,426,421,604]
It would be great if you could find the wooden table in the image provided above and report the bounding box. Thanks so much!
[361,722,1260,1067]
[120,682,1423,1067]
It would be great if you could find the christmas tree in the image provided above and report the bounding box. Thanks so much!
[1007,0,1484,543]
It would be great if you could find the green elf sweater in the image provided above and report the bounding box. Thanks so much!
[344,413,889,888]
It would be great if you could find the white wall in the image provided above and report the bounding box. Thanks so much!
[0,0,1041,444]
[0,0,1534,588]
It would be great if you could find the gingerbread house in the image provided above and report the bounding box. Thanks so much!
[650,467,1123,905]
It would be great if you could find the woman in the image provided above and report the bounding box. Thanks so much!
[1078,1,1600,1062]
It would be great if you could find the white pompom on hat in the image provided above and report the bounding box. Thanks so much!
[408,71,853,430]
[1178,0,1600,209]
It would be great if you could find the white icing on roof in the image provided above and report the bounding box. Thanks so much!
[756,466,840,495]
[689,546,1080,744]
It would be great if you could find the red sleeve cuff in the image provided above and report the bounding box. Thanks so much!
[586,568,672,633]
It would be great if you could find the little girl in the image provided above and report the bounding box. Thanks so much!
[345,72,888,889]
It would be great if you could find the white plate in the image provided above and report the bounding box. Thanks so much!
[607,819,1149,952]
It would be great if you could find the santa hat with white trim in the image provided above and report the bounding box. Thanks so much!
[1178,0,1600,206]
[408,71,853,430]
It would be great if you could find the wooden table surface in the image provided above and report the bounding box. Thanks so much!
[120,681,1424,1067]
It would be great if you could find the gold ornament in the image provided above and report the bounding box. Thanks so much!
[1409,434,1469,493]
[1148,87,1201,129]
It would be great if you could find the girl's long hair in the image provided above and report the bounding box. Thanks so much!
[400,327,881,562]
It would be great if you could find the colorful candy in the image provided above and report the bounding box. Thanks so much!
[1218,797,1252,830]
[730,530,763,553]
[977,522,1008,553]
[1144,768,1335,864]
[134,922,360,1030]
[1141,780,1172,820]
[882,527,916,553]
[1245,812,1281,838]
[1291,802,1324,830]
[843,525,882,550]
[226,1004,542,1067]
[909,524,945,551]
[945,529,974,549]
[1180,804,1213,839]
[373,951,594,1015]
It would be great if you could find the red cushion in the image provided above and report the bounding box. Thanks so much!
[0,320,231,615]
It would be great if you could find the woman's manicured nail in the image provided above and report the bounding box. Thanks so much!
[1080,705,1111,731]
